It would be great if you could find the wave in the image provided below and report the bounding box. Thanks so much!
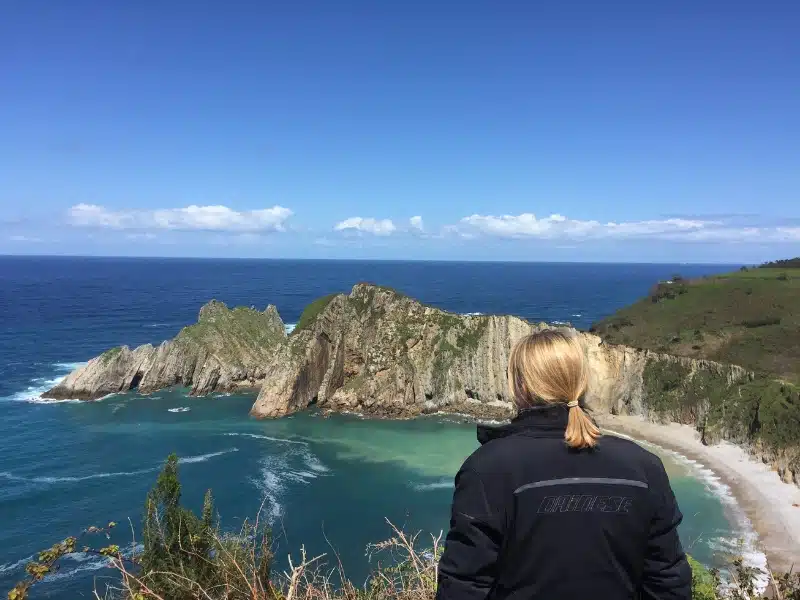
[168,407,191,413]
[249,446,329,523]
[179,448,239,464]
[462,312,483,317]
[413,479,453,491]
[251,454,292,523]
[0,555,33,576]
[302,450,330,473]
[4,362,87,403]
[572,313,582,318]
[224,432,308,445]
[0,449,238,486]
[0,468,154,484]
[285,323,297,335]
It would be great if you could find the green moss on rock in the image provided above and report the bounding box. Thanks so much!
[295,294,338,333]
[100,346,123,364]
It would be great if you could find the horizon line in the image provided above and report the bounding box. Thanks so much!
[0,253,744,266]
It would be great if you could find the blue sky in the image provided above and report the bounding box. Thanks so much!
[1,1,798,262]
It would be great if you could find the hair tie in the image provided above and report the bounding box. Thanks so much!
[567,400,580,408]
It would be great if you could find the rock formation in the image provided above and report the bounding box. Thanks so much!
[43,301,287,400]
[250,285,747,423]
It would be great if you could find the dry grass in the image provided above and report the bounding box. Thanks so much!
[89,519,439,600]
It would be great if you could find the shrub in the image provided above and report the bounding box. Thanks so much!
[689,556,719,600]
[650,281,689,302]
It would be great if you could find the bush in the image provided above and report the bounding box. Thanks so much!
[759,257,800,269]
[650,281,689,302]
[689,556,719,600]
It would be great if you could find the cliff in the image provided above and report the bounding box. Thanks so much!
[591,267,800,384]
[45,283,798,485]
[43,301,287,400]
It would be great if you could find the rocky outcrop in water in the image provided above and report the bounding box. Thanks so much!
[43,301,287,400]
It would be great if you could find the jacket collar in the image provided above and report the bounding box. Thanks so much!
[477,404,570,445]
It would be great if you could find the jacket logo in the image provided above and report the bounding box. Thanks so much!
[537,494,632,514]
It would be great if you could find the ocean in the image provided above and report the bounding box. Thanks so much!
[0,257,756,598]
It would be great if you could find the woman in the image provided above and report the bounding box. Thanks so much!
[437,330,691,600]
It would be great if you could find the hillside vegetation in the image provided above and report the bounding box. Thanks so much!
[592,266,800,383]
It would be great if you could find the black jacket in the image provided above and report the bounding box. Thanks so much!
[437,405,691,600]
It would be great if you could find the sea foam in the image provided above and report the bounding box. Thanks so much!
[6,362,87,403]
[179,448,239,464]
[0,468,154,484]
[413,479,453,491]
[0,449,238,486]
[224,432,308,445]
[250,446,330,523]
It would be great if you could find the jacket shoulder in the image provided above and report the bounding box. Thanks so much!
[462,431,667,484]
[599,433,664,466]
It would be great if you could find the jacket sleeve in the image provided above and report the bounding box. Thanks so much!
[641,457,692,600]
[436,467,503,600]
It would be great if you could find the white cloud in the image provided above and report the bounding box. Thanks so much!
[334,217,396,236]
[457,213,713,239]
[775,227,800,241]
[8,235,42,242]
[452,212,800,244]
[68,204,293,233]
[409,216,424,232]
[69,204,132,228]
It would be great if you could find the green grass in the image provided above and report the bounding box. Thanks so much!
[175,302,287,364]
[592,267,800,383]
[598,263,800,460]
[294,294,338,332]
[100,346,123,364]
[716,267,800,280]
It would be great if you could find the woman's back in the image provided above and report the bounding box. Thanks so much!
[436,331,691,600]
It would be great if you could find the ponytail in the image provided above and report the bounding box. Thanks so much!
[565,399,601,450]
[508,330,601,450]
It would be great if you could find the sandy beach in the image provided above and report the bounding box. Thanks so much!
[597,414,800,573]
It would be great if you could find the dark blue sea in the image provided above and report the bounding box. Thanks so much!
[0,257,754,598]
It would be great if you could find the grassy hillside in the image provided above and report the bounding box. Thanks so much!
[592,267,800,383]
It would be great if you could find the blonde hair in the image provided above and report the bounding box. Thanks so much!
[508,330,601,449]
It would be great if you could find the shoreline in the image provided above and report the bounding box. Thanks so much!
[597,414,800,573]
